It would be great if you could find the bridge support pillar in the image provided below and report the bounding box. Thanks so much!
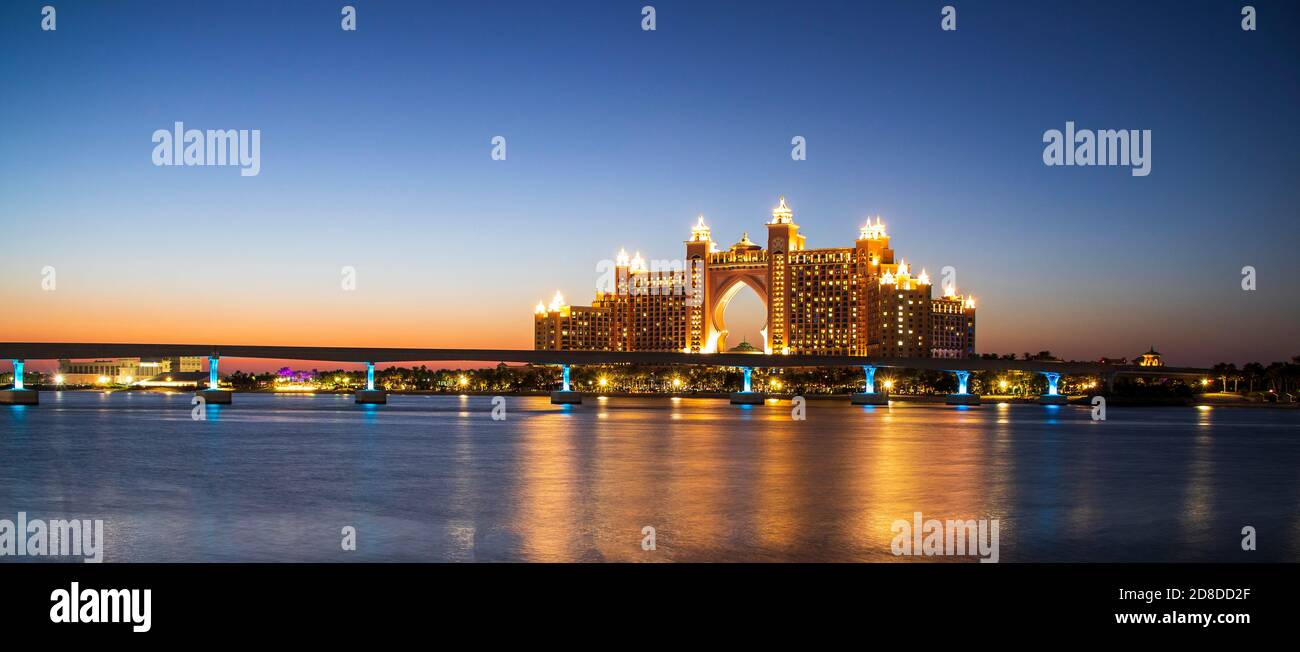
[195,354,232,404]
[851,364,887,405]
[730,367,764,404]
[356,362,387,404]
[1,359,38,405]
[551,363,581,404]
[945,370,980,405]
[1038,372,1067,404]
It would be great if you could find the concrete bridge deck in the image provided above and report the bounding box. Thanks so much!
[0,342,1209,376]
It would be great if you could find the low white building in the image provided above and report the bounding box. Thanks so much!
[57,357,204,386]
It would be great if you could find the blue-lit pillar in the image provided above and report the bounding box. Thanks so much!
[1043,372,1061,396]
[355,361,387,404]
[550,363,581,404]
[730,366,763,404]
[195,353,231,403]
[944,369,980,405]
[851,363,888,405]
[0,359,37,404]
[1037,371,1067,404]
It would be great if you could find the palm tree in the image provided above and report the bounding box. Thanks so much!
[1211,362,1237,393]
[1265,362,1285,394]
[1242,362,1265,393]
[1285,358,1300,397]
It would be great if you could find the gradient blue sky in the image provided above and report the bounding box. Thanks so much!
[1,0,1297,369]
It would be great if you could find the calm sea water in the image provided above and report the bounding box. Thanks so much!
[2,392,1298,562]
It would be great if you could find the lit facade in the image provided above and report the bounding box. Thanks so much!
[1136,347,1164,367]
[57,356,204,385]
[534,197,977,358]
[534,292,619,351]
[930,290,977,359]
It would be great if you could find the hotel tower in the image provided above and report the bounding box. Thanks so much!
[535,197,975,359]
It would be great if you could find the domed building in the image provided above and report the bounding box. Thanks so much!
[729,232,762,253]
[1136,347,1164,367]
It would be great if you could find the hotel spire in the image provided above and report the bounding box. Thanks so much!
[690,214,712,242]
[771,195,794,224]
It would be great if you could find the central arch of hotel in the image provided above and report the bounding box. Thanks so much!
[708,268,768,353]
[684,208,794,355]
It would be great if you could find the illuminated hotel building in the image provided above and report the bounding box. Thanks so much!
[534,292,618,351]
[535,252,691,352]
[534,197,977,358]
[929,290,977,359]
[56,356,205,385]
